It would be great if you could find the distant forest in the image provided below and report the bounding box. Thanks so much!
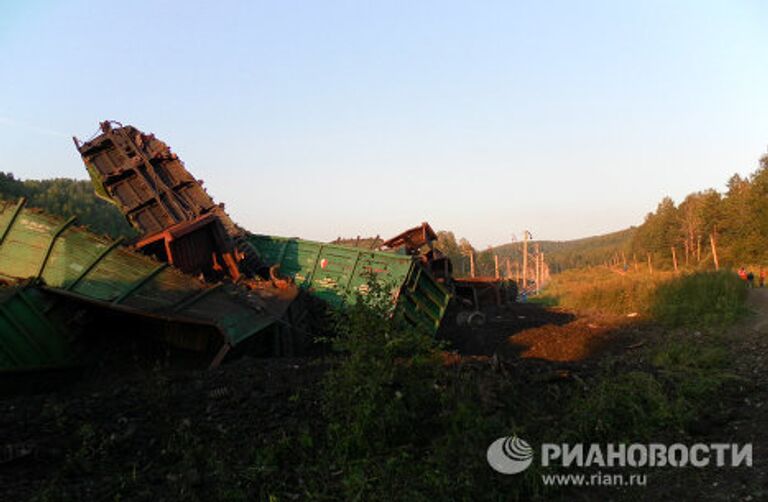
[435,228,636,277]
[628,151,768,270]
[440,151,768,275]
[0,172,134,238]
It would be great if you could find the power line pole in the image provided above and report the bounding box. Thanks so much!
[535,243,541,294]
[522,230,531,290]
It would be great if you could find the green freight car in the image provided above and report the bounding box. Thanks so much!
[0,198,297,366]
[246,234,451,334]
[0,283,77,371]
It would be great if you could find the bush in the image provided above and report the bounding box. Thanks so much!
[252,276,545,501]
[320,278,530,500]
[322,277,444,462]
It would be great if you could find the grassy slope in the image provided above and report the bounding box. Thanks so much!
[541,267,748,326]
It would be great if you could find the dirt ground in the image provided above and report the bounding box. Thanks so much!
[0,356,329,500]
[1,298,766,500]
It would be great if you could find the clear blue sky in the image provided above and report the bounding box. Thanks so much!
[1,1,767,247]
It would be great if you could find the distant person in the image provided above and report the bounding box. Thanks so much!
[738,267,747,282]
[760,268,765,288]
[747,271,755,288]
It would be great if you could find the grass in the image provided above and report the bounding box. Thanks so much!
[562,332,737,445]
[651,271,749,327]
[537,266,746,452]
[246,278,552,501]
[541,267,748,327]
[563,370,678,441]
[539,268,672,316]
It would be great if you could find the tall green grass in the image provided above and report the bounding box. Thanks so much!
[543,268,748,327]
[250,277,547,501]
[563,333,737,443]
[541,268,672,316]
[651,271,749,327]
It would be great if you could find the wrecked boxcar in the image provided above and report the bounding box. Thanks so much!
[0,198,298,369]
[0,281,78,372]
[377,222,518,326]
[74,121,262,282]
[246,234,451,335]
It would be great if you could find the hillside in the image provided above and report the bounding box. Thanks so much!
[450,150,768,276]
[484,227,637,274]
[0,172,135,239]
[331,226,637,276]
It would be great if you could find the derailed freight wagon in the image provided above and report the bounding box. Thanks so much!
[246,235,451,335]
[74,121,261,282]
[0,281,78,372]
[0,199,299,369]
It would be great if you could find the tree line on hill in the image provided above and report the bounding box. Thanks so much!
[439,152,768,276]
[436,228,636,277]
[0,172,134,238]
[629,153,768,270]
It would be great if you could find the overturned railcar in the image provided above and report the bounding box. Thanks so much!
[0,199,298,368]
[246,234,451,335]
[0,281,78,372]
[74,121,262,281]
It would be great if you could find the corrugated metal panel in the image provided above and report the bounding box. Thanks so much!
[0,199,292,348]
[0,283,75,371]
[246,234,450,334]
